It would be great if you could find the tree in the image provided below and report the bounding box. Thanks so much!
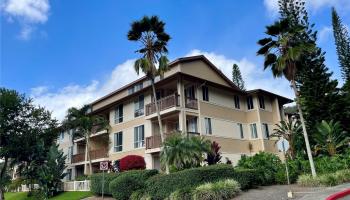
[314,120,349,156]
[0,88,59,199]
[160,133,210,171]
[272,120,303,159]
[257,17,317,176]
[62,105,109,175]
[232,64,245,90]
[127,16,170,145]
[205,141,222,165]
[37,145,67,198]
[278,0,350,136]
[332,7,350,83]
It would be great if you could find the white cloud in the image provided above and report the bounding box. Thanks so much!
[31,59,143,121]
[318,26,332,43]
[263,0,350,16]
[1,0,50,39]
[186,49,293,98]
[31,50,294,121]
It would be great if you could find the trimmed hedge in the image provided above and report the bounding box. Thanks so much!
[145,164,260,199]
[192,179,241,200]
[90,173,119,196]
[119,155,146,171]
[109,169,158,200]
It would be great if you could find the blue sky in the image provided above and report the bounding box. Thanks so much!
[1,0,350,120]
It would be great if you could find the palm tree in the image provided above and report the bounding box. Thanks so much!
[272,120,302,159]
[127,16,170,144]
[257,18,317,177]
[160,133,210,171]
[62,105,109,175]
[314,120,349,156]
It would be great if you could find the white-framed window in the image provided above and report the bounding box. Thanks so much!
[234,95,240,109]
[114,132,123,152]
[238,123,244,139]
[134,95,144,117]
[67,146,73,162]
[128,83,143,95]
[250,123,258,138]
[186,117,198,133]
[114,104,123,124]
[204,117,212,135]
[259,96,265,109]
[202,86,209,101]
[134,125,145,148]
[247,96,254,110]
[262,123,270,139]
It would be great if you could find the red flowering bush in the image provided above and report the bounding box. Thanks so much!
[119,155,146,171]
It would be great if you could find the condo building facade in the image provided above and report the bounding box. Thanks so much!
[57,55,292,180]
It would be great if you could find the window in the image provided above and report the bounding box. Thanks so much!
[250,123,258,138]
[128,83,143,95]
[134,95,144,117]
[262,123,270,139]
[234,95,240,109]
[66,169,72,181]
[204,117,212,134]
[134,125,145,148]
[114,132,123,152]
[185,85,195,99]
[238,123,244,139]
[60,132,64,141]
[202,86,209,101]
[67,146,73,162]
[186,117,198,133]
[114,104,123,124]
[247,96,254,110]
[259,96,265,109]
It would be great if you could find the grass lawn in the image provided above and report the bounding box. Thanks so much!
[5,191,93,200]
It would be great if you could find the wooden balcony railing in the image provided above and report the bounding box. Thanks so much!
[145,131,200,150]
[72,148,108,163]
[145,93,179,116]
[185,98,198,109]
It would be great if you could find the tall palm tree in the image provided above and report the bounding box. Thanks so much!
[127,16,170,144]
[62,105,109,175]
[272,120,302,159]
[257,18,317,177]
[314,120,349,156]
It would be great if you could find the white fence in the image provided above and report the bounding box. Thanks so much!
[18,184,39,192]
[62,180,90,191]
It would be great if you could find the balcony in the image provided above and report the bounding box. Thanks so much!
[145,132,200,150]
[71,148,108,163]
[185,97,198,109]
[146,93,180,116]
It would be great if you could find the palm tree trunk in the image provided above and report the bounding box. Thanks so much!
[151,79,164,142]
[84,136,88,175]
[291,80,317,177]
[86,133,93,175]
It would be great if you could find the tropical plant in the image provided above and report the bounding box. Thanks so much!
[272,120,303,158]
[37,145,67,198]
[314,120,349,156]
[127,16,170,146]
[192,179,241,200]
[161,133,211,171]
[232,64,245,90]
[62,105,109,175]
[205,141,222,165]
[119,155,146,171]
[257,17,317,176]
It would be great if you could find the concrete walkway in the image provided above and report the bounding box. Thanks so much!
[299,183,350,200]
[234,183,350,200]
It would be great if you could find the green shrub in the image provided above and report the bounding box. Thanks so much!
[75,175,90,181]
[168,188,193,200]
[192,179,240,200]
[237,152,282,185]
[90,173,119,196]
[145,164,258,199]
[109,169,158,200]
[297,169,350,187]
[7,178,24,191]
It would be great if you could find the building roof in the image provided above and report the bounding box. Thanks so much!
[89,55,293,110]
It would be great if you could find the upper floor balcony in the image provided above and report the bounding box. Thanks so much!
[145,93,198,116]
[71,148,108,164]
[145,131,200,150]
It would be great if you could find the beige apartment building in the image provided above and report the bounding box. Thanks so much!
[58,55,292,180]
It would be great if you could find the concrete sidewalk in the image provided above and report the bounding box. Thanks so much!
[299,183,350,200]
